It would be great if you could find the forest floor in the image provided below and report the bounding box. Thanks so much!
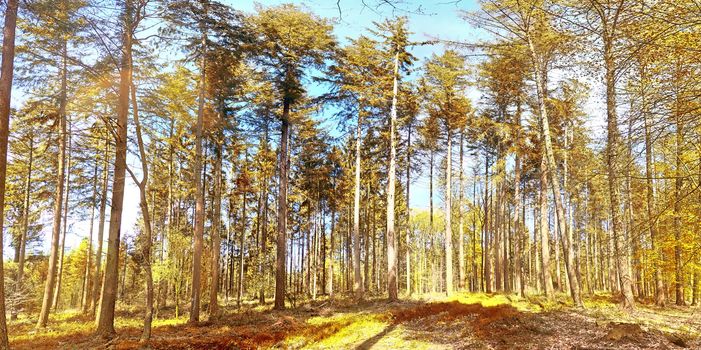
[9,292,701,349]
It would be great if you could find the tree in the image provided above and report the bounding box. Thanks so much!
[95,0,143,337]
[371,17,415,301]
[248,3,336,309]
[0,0,18,347]
[422,50,471,295]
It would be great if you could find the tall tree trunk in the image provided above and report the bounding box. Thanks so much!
[406,123,412,295]
[540,155,554,299]
[386,52,399,301]
[127,77,154,341]
[353,111,363,298]
[603,39,634,309]
[458,132,465,290]
[54,122,72,311]
[80,157,97,314]
[528,36,583,307]
[445,130,453,295]
[483,154,491,293]
[189,17,207,323]
[210,123,223,318]
[513,104,523,297]
[642,79,665,306]
[37,38,68,329]
[274,101,290,309]
[238,187,247,307]
[14,131,32,320]
[91,138,110,315]
[327,207,335,299]
[95,1,132,336]
[674,95,684,306]
[0,0,18,345]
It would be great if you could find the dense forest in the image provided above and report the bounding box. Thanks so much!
[0,0,699,349]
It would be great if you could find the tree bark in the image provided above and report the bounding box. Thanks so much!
[353,111,363,298]
[445,130,453,295]
[54,122,72,311]
[210,126,223,317]
[14,131,32,320]
[95,1,132,336]
[386,52,399,301]
[540,155,554,299]
[274,102,290,309]
[91,138,110,315]
[37,38,68,329]
[528,36,582,307]
[0,0,18,345]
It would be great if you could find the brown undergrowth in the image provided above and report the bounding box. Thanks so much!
[9,294,701,349]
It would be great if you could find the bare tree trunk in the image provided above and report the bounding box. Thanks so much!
[238,187,247,307]
[353,111,363,298]
[513,105,523,297]
[458,132,465,291]
[528,36,582,307]
[483,154,491,293]
[540,155,554,299]
[603,41,634,309]
[386,52,399,301]
[274,102,290,309]
[126,77,154,341]
[189,19,207,323]
[210,122,223,318]
[643,83,664,306]
[14,131,32,320]
[54,122,72,311]
[406,123,412,295]
[445,130,453,295]
[674,96,684,306]
[81,158,98,313]
[91,138,109,315]
[95,2,132,336]
[37,38,68,329]
[0,0,18,345]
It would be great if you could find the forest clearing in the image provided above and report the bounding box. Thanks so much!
[0,0,699,349]
[11,293,701,349]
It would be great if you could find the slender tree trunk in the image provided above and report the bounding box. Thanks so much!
[514,105,523,297]
[238,187,247,307]
[128,75,154,342]
[80,158,97,313]
[386,52,399,301]
[445,130,453,295]
[37,38,68,329]
[14,132,32,320]
[643,84,665,306]
[458,132,465,290]
[274,100,290,309]
[189,19,207,323]
[91,139,109,315]
[528,36,582,307]
[210,125,223,318]
[95,2,132,336]
[406,123,412,295]
[484,154,491,293]
[674,96,684,306]
[0,1,18,345]
[603,39,634,309]
[540,155,554,299]
[54,122,72,311]
[353,111,363,298]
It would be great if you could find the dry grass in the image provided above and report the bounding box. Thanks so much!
[9,293,700,349]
